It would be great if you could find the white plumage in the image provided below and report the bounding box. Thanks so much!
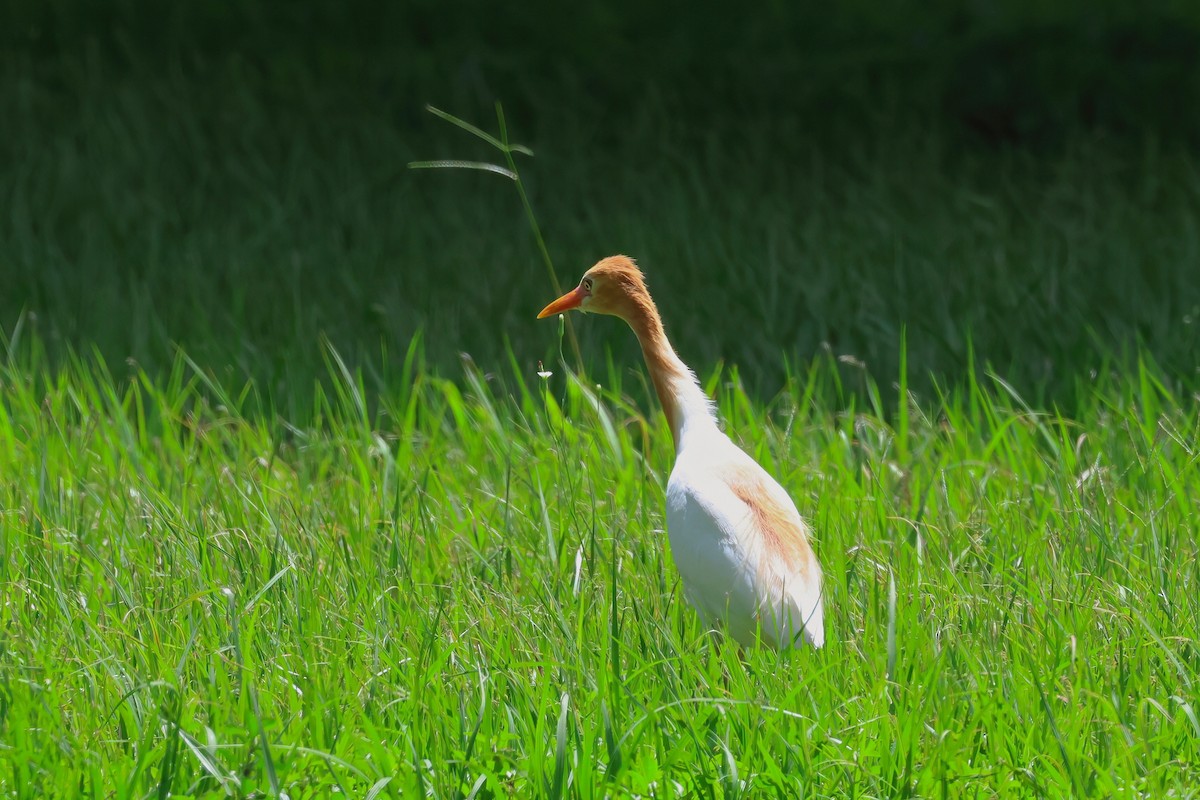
[667,425,824,648]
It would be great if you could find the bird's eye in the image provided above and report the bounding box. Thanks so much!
[582,278,593,292]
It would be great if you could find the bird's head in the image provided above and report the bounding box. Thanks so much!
[537,255,651,321]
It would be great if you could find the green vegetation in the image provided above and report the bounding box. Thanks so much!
[2,338,1198,796]
[4,2,1200,795]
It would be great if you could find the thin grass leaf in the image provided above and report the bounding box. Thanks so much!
[407,160,517,180]
[243,564,294,614]
[424,105,508,152]
[463,774,488,800]
[549,692,570,800]
[601,701,622,779]
[365,777,393,800]
[177,727,240,791]
[886,568,897,685]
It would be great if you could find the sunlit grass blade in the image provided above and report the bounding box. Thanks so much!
[407,160,517,180]
[549,692,571,800]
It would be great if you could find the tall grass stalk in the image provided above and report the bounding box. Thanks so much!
[409,104,585,372]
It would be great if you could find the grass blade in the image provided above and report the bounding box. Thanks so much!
[424,104,508,152]
[407,160,517,180]
[550,692,570,800]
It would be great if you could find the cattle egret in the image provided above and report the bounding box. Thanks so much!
[538,255,824,649]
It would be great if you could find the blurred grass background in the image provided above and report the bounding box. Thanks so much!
[3,0,1199,408]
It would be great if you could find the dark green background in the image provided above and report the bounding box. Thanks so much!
[4,0,1199,407]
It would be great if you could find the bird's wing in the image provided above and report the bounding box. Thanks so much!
[723,461,825,649]
[667,456,824,649]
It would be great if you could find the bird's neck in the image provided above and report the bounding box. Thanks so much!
[625,299,718,452]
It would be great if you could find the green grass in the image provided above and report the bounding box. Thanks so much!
[2,336,1197,797]
[4,9,1200,793]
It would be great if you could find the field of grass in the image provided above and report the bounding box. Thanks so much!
[4,4,1200,796]
[2,334,1198,797]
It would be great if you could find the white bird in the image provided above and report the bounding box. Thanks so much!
[538,255,824,649]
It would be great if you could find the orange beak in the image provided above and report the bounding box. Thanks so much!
[537,286,586,319]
